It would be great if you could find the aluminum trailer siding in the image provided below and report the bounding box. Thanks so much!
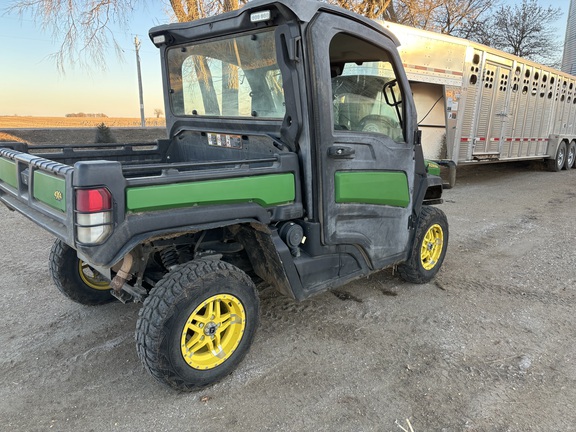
[381,21,576,169]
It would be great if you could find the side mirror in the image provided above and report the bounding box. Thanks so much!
[383,79,402,107]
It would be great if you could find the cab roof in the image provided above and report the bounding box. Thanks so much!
[149,0,399,47]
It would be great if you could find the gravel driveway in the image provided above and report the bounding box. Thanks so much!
[1,162,575,431]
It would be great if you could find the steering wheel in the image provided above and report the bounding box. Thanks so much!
[358,115,398,134]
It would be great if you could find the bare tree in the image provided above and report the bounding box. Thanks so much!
[7,0,559,72]
[7,0,494,71]
[434,0,495,36]
[221,0,239,116]
[471,0,562,67]
[494,0,562,63]
[153,108,163,118]
[7,0,139,72]
[6,0,247,71]
[388,0,495,35]
[328,0,394,19]
[327,0,561,68]
[325,0,495,35]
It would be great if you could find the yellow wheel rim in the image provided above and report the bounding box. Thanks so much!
[78,261,110,290]
[420,224,444,271]
[180,294,246,370]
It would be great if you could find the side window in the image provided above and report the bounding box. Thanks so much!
[330,33,404,142]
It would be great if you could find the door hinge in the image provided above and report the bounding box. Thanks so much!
[288,36,301,62]
[408,214,417,229]
[414,129,422,145]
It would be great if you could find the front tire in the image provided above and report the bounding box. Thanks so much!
[136,259,259,391]
[49,239,114,305]
[398,206,448,284]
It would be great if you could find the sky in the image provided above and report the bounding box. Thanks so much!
[0,0,572,118]
[0,2,169,118]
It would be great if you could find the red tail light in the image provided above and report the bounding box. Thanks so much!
[75,188,113,244]
[76,188,112,213]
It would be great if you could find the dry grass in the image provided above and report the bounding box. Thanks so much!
[0,116,166,129]
[395,419,415,432]
[0,132,25,142]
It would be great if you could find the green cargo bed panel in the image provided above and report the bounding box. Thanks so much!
[126,173,296,212]
[0,157,18,189]
[33,171,67,212]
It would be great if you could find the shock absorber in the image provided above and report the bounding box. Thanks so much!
[159,247,179,270]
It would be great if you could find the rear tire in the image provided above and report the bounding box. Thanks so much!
[398,206,448,284]
[546,141,567,172]
[136,259,259,391]
[49,239,114,305]
[566,141,576,170]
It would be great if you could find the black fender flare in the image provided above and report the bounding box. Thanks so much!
[76,203,272,267]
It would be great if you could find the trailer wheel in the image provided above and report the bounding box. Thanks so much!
[136,259,259,391]
[546,141,567,172]
[566,142,576,170]
[398,206,448,284]
[49,239,114,305]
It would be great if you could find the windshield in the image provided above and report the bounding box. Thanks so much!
[167,29,285,119]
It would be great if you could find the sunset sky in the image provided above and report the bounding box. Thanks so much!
[0,1,570,118]
[0,3,168,118]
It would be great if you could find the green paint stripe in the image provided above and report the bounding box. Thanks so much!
[0,157,18,189]
[335,171,410,207]
[126,173,296,212]
[33,171,66,212]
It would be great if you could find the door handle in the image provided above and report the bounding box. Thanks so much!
[328,146,355,159]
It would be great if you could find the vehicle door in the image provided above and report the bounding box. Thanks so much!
[308,13,417,267]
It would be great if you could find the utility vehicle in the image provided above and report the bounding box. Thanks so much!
[0,0,448,390]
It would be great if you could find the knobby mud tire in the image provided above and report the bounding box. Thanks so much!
[49,239,114,306]
[136,259,259,392]
[398,206,448,284]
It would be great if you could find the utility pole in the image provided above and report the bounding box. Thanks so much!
[134,36,146,127]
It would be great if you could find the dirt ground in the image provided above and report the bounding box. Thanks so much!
[1,161,575,432]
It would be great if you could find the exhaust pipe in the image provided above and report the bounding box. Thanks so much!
[110,253,134,293]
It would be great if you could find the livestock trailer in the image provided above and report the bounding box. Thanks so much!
[382,21,576,171]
